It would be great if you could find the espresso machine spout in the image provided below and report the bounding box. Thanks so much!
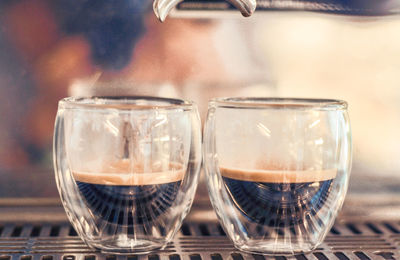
[153,0,257,21]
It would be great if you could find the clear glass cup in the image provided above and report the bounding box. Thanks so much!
[53,96,202,254]
[203,97,352,255]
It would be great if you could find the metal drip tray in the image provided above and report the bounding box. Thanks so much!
[0,191,400,260]
[1,218,400,260]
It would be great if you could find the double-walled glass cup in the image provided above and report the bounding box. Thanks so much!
[204,98,352,255]
[54,96,201,254]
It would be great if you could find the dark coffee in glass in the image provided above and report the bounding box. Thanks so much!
[221,167,336,227]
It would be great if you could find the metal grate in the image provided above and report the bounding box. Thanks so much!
[0,221,400,260]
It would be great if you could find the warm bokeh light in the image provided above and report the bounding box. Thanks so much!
[1,0,400,196]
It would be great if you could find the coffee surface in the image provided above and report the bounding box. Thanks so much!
[220,167,337,183]
[73,159,184,186]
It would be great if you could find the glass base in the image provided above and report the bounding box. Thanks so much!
[234,241,317,256]
[89,237,167,255]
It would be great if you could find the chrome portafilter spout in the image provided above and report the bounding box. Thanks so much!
[153,0,256,21]
[153,0,400,22]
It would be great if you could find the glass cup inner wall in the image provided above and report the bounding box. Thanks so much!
[204,98,352,255]
[54,96,202,254]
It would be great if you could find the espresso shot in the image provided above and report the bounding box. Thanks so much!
[204,98,351,254]
[73,160,184,227]
[54,97,201,253]
[220,167,337,227]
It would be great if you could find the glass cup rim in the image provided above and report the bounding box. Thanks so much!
[209,97,348,110]
[59,96,196,111]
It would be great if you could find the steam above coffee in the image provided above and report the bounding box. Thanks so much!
[220,166,337,227]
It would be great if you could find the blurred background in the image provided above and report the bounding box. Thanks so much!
[0,0,400,204]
